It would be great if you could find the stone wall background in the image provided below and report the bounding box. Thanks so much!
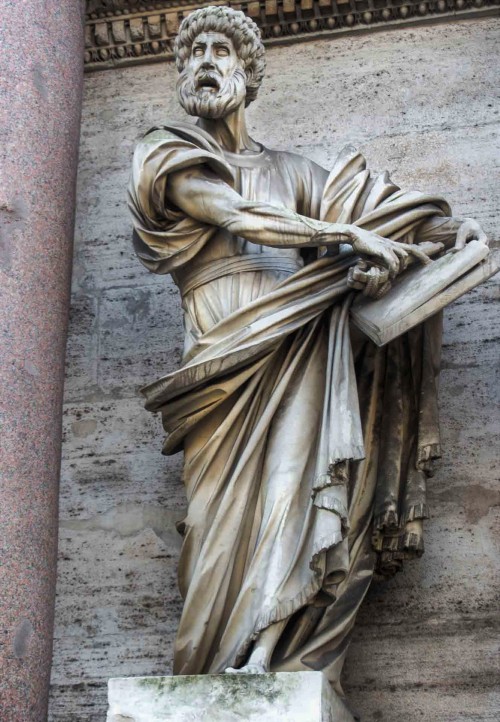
[49,18,500,721]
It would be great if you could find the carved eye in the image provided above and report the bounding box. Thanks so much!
[216,46,229,57]
[193,47,204,57]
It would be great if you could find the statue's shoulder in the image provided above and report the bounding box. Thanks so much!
[133,121,233,187]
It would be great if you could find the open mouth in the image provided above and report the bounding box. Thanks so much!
[196,74,220,92]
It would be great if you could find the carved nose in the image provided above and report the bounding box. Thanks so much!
[200,60,215,70]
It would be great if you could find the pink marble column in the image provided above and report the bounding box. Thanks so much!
[0,2,84,720]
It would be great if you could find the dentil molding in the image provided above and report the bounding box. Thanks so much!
[84,0,500,71]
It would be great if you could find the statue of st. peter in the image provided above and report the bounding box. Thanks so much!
[128,5,488,695]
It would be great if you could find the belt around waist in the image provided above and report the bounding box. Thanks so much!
[177,253,304,296]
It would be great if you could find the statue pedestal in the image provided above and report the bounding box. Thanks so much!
[106,672,356,721]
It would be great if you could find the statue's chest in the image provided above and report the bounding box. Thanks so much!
[229,161,299,213]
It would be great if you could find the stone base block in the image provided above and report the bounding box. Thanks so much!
[107,672,356,721]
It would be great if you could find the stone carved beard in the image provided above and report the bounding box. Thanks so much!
[177,65,247,119]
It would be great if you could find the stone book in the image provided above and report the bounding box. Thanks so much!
[350,240,498,346]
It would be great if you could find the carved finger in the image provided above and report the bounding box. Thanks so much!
[477,230,490,246]
[381,250,399,278]
[417,241,444,258]
[392,245,410,272]
[347,266,368,290]
[454,224,469,250]
[467,224,489,246]
[407,245,433,265]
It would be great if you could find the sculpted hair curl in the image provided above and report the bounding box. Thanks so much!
[174,6,266,105]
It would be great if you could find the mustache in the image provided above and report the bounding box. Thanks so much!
[195,69,222,91]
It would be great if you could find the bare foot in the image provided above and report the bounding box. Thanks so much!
[225,663,267,674]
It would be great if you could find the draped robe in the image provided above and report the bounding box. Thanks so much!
[128,122,452,688]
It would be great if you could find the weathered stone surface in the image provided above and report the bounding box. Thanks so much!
[49,18,500,722]
[107,673,355,722]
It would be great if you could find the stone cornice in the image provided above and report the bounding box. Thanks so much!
[84,0,500,72]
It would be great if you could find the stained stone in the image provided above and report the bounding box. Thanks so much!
[106,672,355,722]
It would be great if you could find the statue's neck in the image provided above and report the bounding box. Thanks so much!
[197,103,260,154]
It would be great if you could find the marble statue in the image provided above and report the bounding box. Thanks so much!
[128,4,489,699]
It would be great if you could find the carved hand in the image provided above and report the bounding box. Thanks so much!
[454,218,489,250]
[346,226,443,279]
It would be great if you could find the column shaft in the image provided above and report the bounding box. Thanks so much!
[0,2,84,720]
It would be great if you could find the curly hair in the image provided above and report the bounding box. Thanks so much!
[174,6,266,106]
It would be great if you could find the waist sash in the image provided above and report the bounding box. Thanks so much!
[177,253,304,296]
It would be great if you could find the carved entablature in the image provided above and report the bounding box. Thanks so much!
[84,0,499,71]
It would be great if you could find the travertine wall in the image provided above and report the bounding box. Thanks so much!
[49,18,500,721]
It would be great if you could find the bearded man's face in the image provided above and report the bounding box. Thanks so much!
[177,32,247,119]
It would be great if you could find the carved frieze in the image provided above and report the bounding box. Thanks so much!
[84,0,500,71]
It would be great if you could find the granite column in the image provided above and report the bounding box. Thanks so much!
[0,2,84,720]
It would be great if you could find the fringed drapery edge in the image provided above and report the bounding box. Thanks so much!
[403,502,429,524]
[373,502,429,532]
[312,452,363,494]
[374,530,424,554]
[313,496,349,523]
[372,501,427,578]
[310,531,346,576]
[417,443,441,474]
[230,573,324,670]
[228,527,347,670]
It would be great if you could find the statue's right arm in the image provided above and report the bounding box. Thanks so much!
[166,164,338,248]
[166,165,439,277]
